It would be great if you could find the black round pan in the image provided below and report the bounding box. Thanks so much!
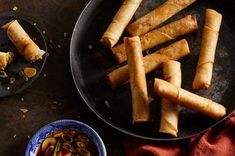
[0,16,48,97]
[70,0,235,141]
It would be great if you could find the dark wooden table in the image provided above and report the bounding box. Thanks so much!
[0,0,127,155]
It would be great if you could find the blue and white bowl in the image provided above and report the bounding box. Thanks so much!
[26,120,107,156]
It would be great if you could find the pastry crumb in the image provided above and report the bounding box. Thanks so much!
[104,100,110,108]
[64,32,67,37]
[9,77,15,84]
[21,114,26,119]
[33,23,37,26]
[88,44,93,49]
[13,6,18,11]
[51,106,57,110]
[20,97,24,102]
[49,44,53,49]
[57,44,61,48]
[42,30,46,34]
[13,134,17,138]
[20,108,28,113]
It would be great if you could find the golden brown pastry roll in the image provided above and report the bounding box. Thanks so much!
[100,0,142,48]
[2,20,45,62]
[0,52,14,70]
[127,0,196,36]
[193,9,222,89]
[108,39,189,89]
[154,78,226,120]
[112,15,198,64]
[125,36,150,123]
[159,61,181,137]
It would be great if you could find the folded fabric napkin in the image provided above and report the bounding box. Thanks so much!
[124,111,235,156]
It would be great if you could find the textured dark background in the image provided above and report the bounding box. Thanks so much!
[0,0,126,155]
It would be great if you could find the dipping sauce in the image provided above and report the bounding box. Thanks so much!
[35,129,98,156]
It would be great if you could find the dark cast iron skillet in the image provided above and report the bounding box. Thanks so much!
[0,16,48,97]
[70,0,235,141]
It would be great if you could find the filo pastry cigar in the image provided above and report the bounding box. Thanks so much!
[112,15,198,64]
[159,61,181,137]
[125,36,150,123]
[100,0,142,48]
[108,39,190,89]
[127,0,196,36]
[0,52,14,70]
[154,78,226,120]
[2,20,45,62]
[193,9,222,89]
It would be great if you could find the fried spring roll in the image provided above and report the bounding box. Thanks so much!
[0,52,14,70]
[154,78,226,120]
[159,61,181,137]
[125,36,150,123]
[2,20,45,62]
[127,0,196,36]
[193,9,222,89]
[100,0,142,48]
[112,15,198,64]
[108,39,189,89]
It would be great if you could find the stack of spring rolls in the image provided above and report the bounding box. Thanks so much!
[100,0,225,137]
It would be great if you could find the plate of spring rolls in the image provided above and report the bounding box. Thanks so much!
[0,16,47,97]
[70,0,235,140]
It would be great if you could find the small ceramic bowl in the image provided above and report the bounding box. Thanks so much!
[25,119,107,156]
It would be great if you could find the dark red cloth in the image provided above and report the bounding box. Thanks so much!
[124,112,235,156]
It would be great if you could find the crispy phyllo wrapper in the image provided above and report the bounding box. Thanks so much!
[108,39,190,89]
[193,9,222,89]
[154,78,226,120]
[125,36,150,123]
[127,0,196,36]
[159,61,181,137]
[2,20,45,62]
[0,52,14,70]
[112,15,198,64]
[100,0,142,48]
